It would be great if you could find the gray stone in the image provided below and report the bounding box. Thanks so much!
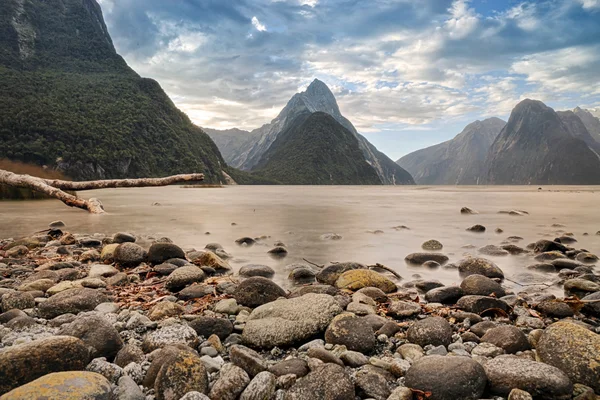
[324,313,376,354]
[230,345,267,377]
[113,232,136,244]
[113,243,146,267]
[269,359,309,377]
[39,288,109,318]
[240,371,277,400]
[209,363,250,400]
[284,364,354,400]
[148,243,186,265]
[58,314,123,359]
[115,375,144,400]
[424,286,464,304]
[141,324,199,353]
[387,300,421,317]
[481,325,530,354]
[458,257,504,279]
[114,344,145,368]
[1,291,35,312]
[456,295,509,314]
[339,350,369,367]
[355,369,391,400]
[188,316,233,340]
[234,276,286,307]
[407,316,453,347]
[239,264,275,278]
[460,274,506,297]
[405,252,449,265]
[165,266,206,291]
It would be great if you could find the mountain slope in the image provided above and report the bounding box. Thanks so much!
[253,112,381,185]
[573,107,600,144]
[396,117,505,185]
[485,99,600,185]
[0,0,228,182]
[211,79,414,185]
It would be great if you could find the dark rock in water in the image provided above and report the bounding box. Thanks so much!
[407,316,453,347]
[405,355,487,400]
[267,246,288,258]
[478,245,510,256]
[335,269,397,293]
[551,259,583,270]
[235,237,256,246]
[467,225,486,233]
[316,262,365,285]
[49,220,66,229]
[405,253,449,265]
[415,280,444,292]
[424,286,464,304]
[555,236,577,244]
[234,277,286,307]
[58,314,123,359]
[501,244,528,255]
[113,232,136,244]
[460,274,506,297]
[204,243,223,251]
[39,288,109,319]
[325,313,376,354]
[461,207,478,214]
[0,336,90,394]
[458,257,504,279]
[147,243,186,265]
[288,267,316,283]
[178,284,214,300]
[564,278,600,298]
[230,345,268,377]
[188,316,233,340]
[534,240,568,254]
[155,351,209,400]
[239,264,275,278]
[484,355,573,399]
[457,295,509,314]
[422,240,443,251]
[285,364,355,400]
[582,291,600,317]
[269,359,309,377]
[209,364,250,400]
[1,291,35,312]
[481,325,530,354]
[1,371,111,400]
[538,321,600,392]
[535,251,567,262]
[576,252,599,264]
[422,260,441,268]
[527,263,557,272]
[355,368,392,400]
[535,300,574,318]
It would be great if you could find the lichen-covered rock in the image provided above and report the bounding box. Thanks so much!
[325,313,376,354]
[1,291,35,312]
[537,321,600,392]
[191,250,231,272]
[0,336,90,395]
[240,371,277,400]
[0,371,112,400]
[155,351,209,400]
[334,269,397,293]
[242,293,342,348]
[422,240,443,251]
[284,364,354,400]
[148,301,185,321]
[209,364,250,400]
[234,277,286,307]
[142,324,199,353]
[100,243,120,263]
[316,262,365,285]
[39,288,109,318]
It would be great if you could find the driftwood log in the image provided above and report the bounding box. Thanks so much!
[0,169,204,214]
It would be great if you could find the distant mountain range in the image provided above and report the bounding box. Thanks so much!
[397,101,600,185]
[205,79,415,185]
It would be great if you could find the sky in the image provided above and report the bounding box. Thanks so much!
[97,0,600,160]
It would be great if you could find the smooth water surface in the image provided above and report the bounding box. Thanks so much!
[1,186,599,292]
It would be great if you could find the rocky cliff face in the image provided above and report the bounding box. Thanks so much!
[397,118,505,185]
[208,79,414,185]
[573,107,600,144]
[0,0,230,182]
[485,99,600,184]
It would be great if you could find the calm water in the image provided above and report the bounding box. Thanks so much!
[1,186,599,292]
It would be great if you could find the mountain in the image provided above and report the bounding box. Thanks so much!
[0,0,230,182]
[203,127,263,169]
[207,79,414,185]
[573,107,600,143]
[557,110,600,154]
[485,99,600,185]
[396,117,506,184]
[253,112,381,185]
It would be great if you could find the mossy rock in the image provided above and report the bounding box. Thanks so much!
[0,371,111,399]
[100,243,119,263]
[335,269,397,293]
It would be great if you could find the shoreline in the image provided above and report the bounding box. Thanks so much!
[0,221,599,399]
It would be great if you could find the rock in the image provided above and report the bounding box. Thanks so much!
[320,233,343,240]
[422,240,443,251]
[414,280,444,292]
[502,244,528,255]
[86,358,123,384]
[234,276,286,307]
[0,336,90,394]
[334,269,397,293]
[306,347,343,366]
[154,263,179,276]
[551,259,583,270]
[355,369,391,400]
[457,295,509,314]
[471,342,504,357]
[467,224,486,233]
[324,313,376,354]
[537,321,600,392]
[461,207,477,214]
[460,274,506,297]
[46,280,83,296]
[534,240,569,253]
[113,242,146,267]
[458,257,504,279]
[535,251,567,261]
[404,253,449,265]
[0,371,111,400]
[289,284,338,298]
[178,284,214,300]
[387,387,413,400]
[6,245,28,257]
[148,301,184,320]
[508,389,533,400]
[0,309,27,324]
[470,321,498,337]
[377,321,401,337]
[1,291,34,311]
[564,278,600,298]
[535,300,575,318]
[407,316,453,347]
[484,355,572,399]
[230,345,267,377]
[106,272,128,286]
[478,245,510,256]
[115,375,144,400]
[165,266,206,291]
[155,351,209,400]
[39,288,109,318]
[88,264,119,279]
[113,232,136,244]
[143,345,197,387]
[214,298,240,314]
[189,316,233,340]
[18,278,55,292]
[288,267,316,283]
[142,324,199,353]
[100,243,119,263]
[239,371,277,400]
[284,363,354,400]
[267,246,288,257]
[239,264,275,278]
[397,343,425,362]
[576,252,599,263]
[58,314,123,359]
[179,393,210,400]
[582,291,600,317]
[424,286,464,304]
[114,344,145,368]
[191,250,231,273]
[357,287,388,302]
[386,300,421,317]
[209,364,250,400]
[236,237,256,246]
[316,262,365,285]
[481,325,530,354]
[242,293,342,348]
[148,243,186,265]
[404,355,487,400]
[269,359,309,377]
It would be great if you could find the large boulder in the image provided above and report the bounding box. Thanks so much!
[58,314,123,359]
[284,364,354,400]
[334,269,397,293]
[0,371,111,400]
[147,243,186,265]
[537,321,600,392]
[113,243,146,267]
[0,336,90,394]
[39,288,109,319]
[457,257,504,279]
[407,316,453,347]
[405,356,487,400]
[242,293,342,348]
[483,355,572,399]
[324,313,376,354]
[234,277,286,308]
[481,325,530,354]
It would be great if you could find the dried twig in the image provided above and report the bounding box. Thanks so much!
[368,263,402,280]
[303,258,325,269]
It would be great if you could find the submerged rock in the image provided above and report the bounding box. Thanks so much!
[405,253,449,265]
[457,257,504,279]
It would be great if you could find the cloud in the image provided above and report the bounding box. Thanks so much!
[251,16,267,31]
